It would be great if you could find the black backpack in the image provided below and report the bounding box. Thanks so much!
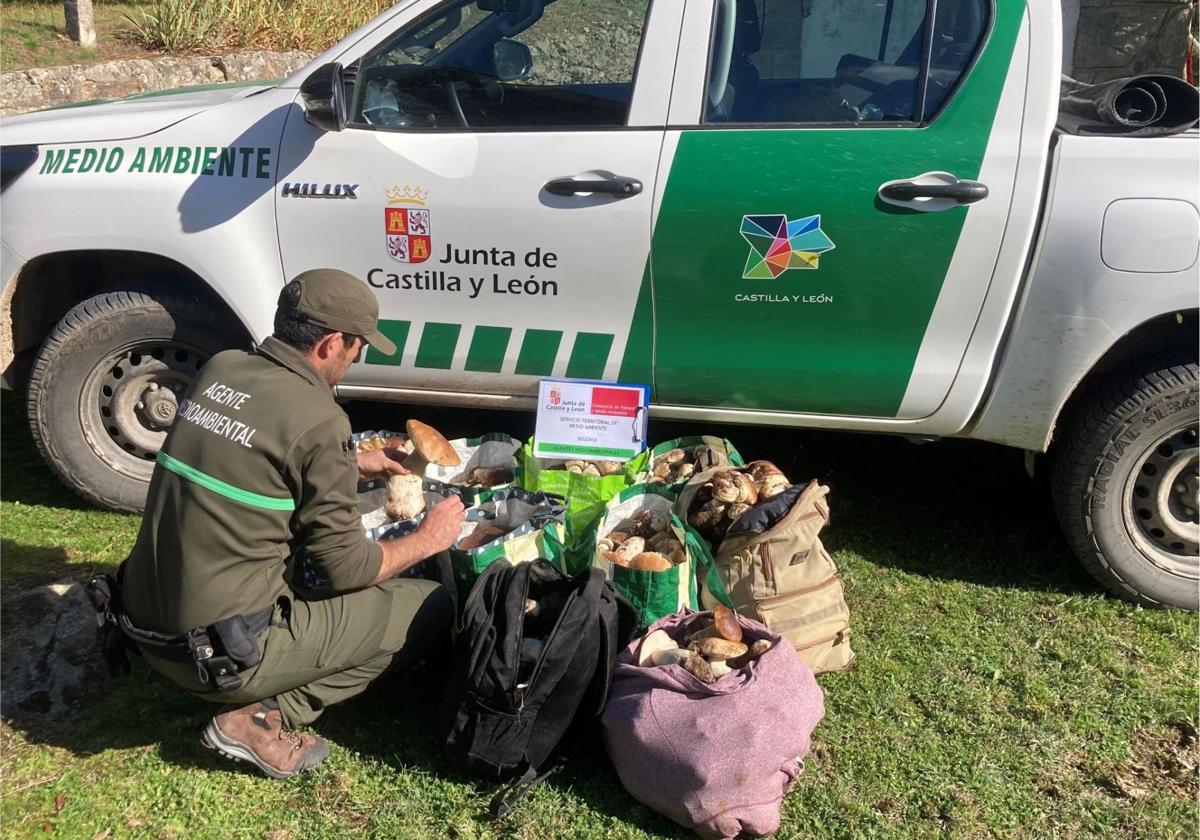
[443,558,637,817]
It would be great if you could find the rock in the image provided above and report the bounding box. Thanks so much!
[0,50,315,116]
[0,583,97,717]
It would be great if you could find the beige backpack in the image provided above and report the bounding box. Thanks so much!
[678,473,855,674]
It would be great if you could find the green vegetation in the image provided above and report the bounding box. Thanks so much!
[2,390,1196,838]
[122,0,393,53]
[0,2,150,72]
[0,0,391,72]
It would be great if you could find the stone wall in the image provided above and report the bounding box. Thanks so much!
[1065,0,1195,82]
[0,50,315,117]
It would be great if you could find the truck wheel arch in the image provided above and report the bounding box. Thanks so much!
[3,250,253,391]
[1049,309,1199,449]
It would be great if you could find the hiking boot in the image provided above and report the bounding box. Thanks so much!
[201,702,329,779]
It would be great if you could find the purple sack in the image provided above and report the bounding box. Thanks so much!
[601,610,824,839]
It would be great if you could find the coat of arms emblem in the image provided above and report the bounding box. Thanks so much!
[385,186,431,264]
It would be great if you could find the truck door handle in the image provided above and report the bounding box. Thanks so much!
[877,172,988,212]
[544,175,643,198]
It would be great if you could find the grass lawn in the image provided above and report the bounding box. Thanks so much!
[1,389,1196,838]
[0,2,157,72]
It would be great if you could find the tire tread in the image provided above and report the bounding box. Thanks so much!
[1052,352,1199,608]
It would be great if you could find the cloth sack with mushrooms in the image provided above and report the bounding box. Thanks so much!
[601,608,824,840]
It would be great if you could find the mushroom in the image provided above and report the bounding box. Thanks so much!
[726,502,753,523]
[628,552,672,572]
[637,629,678,667]
[690,637,749,661]
[403,419,461,475]
[384,473,424,521]
[681,654,717,683]
[713,604,743,642]
[651,648,694,667]
[458,525,506,550]
[674,462,696,482]
[708,659,732,679]
[748,461,790,498]
[607,536,645,566]
[598,460,623,476]
[461,467,514,487]
[728,638,773,668]
[711,470,756,504]
[689,498,728,533]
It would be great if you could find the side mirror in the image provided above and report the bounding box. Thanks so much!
[493,39,532,82]
[300,62,348,132]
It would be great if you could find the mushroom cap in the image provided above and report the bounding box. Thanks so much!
[628,551,672,572]
[650,647,693,667]
[691,637,749,661]
[712,605,743,642]
[637,629,678,667]
[405,419,461,466]
[458,525,505,551]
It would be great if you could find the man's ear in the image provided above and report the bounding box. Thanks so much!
[313,331,343,360]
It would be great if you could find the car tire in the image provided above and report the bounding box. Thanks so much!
[27,289,244,513]
[1052,354,1199,609]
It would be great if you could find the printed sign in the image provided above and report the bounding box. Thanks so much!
[533,379,649,461]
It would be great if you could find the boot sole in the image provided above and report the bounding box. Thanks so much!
[201,720,322,780]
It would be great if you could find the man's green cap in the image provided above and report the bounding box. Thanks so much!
[281,269,396,356]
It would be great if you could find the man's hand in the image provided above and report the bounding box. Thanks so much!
[417,495,466,554]
[357,447,409,481]
[371,495,466,584]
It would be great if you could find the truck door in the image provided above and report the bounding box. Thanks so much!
[275,0,677,396]
[649,0,1030,419]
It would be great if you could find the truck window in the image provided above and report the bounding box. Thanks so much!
[350,0,651,131]
[702,0,988,125]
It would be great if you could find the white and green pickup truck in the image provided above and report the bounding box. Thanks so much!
[1,0,1197,607]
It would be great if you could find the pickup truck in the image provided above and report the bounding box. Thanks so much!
[1,0,1197,608]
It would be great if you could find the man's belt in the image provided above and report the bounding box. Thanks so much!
[86,570,272,693]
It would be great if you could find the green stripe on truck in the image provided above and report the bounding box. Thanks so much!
[415,322,462,369]
[565,332,615,379]
[465,325,513,373]
[366,320,411,366]
[515,329,563,376]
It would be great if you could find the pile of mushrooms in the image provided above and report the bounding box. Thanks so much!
[645,443,744,486]
[355,432,413,454]
[599,509,687,572]
[384,420,461,522]
[553,459,624,477]
[637,605,772,683]
[686,461,791,540]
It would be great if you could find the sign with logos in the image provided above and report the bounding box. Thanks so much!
[533,379,649,461]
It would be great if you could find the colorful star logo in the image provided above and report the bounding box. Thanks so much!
[740,214,836,279]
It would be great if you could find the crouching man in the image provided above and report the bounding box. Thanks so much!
[119,269,465,778]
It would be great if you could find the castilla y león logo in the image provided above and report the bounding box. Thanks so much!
[385,185,431,264]
[740,214,835,279]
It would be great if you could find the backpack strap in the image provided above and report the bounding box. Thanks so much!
[488,761,564,820]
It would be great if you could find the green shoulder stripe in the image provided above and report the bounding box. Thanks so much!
[156,451,295,511]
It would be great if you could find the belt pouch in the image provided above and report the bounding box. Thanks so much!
[212,614,262,671]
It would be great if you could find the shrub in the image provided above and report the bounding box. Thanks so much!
[125,0,393,53]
